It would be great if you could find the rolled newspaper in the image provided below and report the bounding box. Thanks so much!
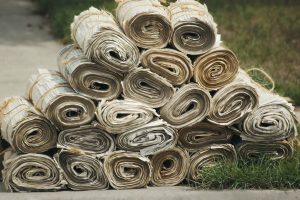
[57,124,115,156]
[25,69,96,130]
[104,151,152,189]
[140,48,193,86]
[71,7,140,74]
[193,46,239,90]
[188,144,237,180]
[241,89,297,141]
[96,99,158,134]
[0,139,9,182]
[116,0,172,49]
[123,68,175,108]
[160,83,212,128]
[178,122,233,152]
[208,70,259,126]
[0,96,57,153]
[150,147,189,186]
[169,0,218,55]
[2,151,65,192]
[116,120,177,155]
[54,150,109,190]
[237,140,294,160]
[57,44,122,100]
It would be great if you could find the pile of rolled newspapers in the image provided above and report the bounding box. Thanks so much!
[0,0,298,192]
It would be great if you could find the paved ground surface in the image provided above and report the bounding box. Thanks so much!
[0,0,300,199]
[0,187,300,200]
[0,0,62,99]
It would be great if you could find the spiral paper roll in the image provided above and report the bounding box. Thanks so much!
[140,48,192,86]
[57,124,115,156]
[237,140,294,160]
[208,70,259,126]
[123,68,175,108]
[96,99,158,134]
[178,122,233,152]
[150,147,189,186]
[188,144,237,180]
[116,120,177,155]
[57,44,122,100]
[0,96,57,153]
[193,46,239,90]
[241,89,297,141]
[116,0,172,49]
[169,0,218,55]
[25,69,96,130]
[71,7,140,74]
[104,151,152,189]
[54,150,109,190]
[160,83,212,128]
[2,151,65,192]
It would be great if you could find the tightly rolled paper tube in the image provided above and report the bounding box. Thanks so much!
[104,151,152,190]
[54,150,109,191]
[188,144,237,180]
[237,140,294,160]
[25,69,96,130]
[193,46,239,90]
[71,7,140,74]
[0,96,57,153]
[116,0,172,49]
[2,151,65,192]
[160,83,212,128]
[57,123,115,156]
[140,48,193,86]
[208,70,259,126]
[96,99,159,134]
[150,147,189,186]
[178,122,233,152]
[57,44,122,101]
[0,139,10,182]
[169,0,218,55]
[240,89,297,141]
[123,68,175,108]
[116,120,177,155]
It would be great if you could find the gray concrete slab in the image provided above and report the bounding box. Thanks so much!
[0,187,300,200]
[0,0,62,99]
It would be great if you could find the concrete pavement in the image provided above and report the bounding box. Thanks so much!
[0,0,62,99]
[0,187,300,200]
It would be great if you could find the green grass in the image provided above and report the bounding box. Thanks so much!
[192,151,300,189]
[36,0,300,104]
[201,0,300,104]
[36,0,116,43]
[191,125,300,189]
